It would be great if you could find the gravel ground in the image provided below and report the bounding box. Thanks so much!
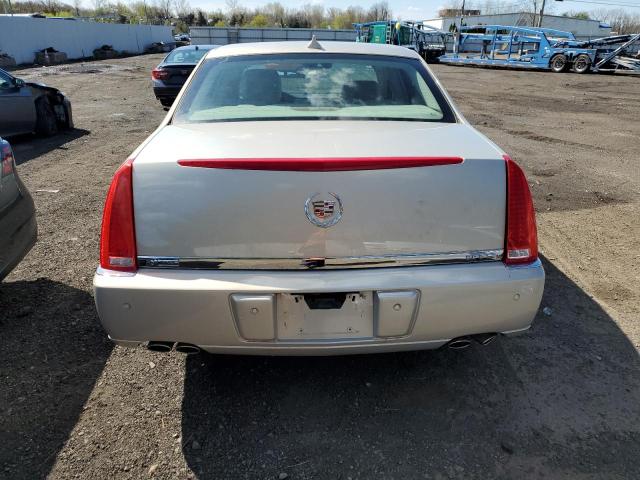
[0,55,638,480]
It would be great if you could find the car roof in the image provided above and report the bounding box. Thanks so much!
[171,45,218,52]
[205,41,421,60]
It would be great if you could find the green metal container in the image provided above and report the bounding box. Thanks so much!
[370,24,388,44]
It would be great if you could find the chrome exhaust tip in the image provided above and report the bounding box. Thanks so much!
[147,341,174,352]
[447,337,472,350]
[175,343,201,355]
[474,333,498,346]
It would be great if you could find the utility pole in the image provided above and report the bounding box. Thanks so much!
[454,0,466,53]
[538,0,546,27]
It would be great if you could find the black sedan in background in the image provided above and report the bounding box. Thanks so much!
[151,45,217,108]
[0,138,36,280]
[0,68,73,138]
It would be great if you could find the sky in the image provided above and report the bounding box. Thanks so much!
[184,0,637,21]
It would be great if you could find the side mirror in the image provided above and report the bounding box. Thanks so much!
[12,77,25,88]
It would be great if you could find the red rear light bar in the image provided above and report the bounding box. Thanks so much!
[177,157,463,172]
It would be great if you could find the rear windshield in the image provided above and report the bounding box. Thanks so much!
[172,53,455,123]
[164,48,210,64]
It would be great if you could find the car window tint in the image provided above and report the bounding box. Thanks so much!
[165,49,209,64]
[173,53,455,123]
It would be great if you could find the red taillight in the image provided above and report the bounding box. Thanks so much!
[1,142,14,177]
[177,156,464,171]
[100,159,137,272]
[151,68,169,80]
[504,154,538,265]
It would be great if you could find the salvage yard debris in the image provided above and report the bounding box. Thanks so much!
[0,51,16,68]
[145,42,174,54]
[93,45,119,60]
[35,47,68,66]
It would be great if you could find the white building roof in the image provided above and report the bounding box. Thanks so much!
[427,12,604,25]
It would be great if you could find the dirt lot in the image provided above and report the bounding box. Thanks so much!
[0,55,638,479]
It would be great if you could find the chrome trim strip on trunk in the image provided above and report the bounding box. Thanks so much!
[137,249,504,270]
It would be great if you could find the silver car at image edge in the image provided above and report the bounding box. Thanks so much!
[0,68,73,138]
[94,41,544,355]
[0,138,37,280]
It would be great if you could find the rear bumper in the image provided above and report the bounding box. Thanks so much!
[153,86,181,100]
[94,260,544,355]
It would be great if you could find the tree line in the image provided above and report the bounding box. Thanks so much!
[587,8,640,35]
[1,0,393,31]
[4,0,639,34]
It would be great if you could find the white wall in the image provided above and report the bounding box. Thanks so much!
[423,19,445,31]
[536,16,611,37]
[0,17,173,65]
[191,27,356,46]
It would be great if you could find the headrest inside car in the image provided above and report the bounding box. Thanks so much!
[239,69,282,105]
[342,80,379,105]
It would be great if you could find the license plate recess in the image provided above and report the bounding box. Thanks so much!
[277,292,373,340]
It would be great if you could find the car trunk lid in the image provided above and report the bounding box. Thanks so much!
[159,64,197,85]
[132,121,506,267]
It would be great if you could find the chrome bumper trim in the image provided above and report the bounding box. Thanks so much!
[137,249,504,270]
